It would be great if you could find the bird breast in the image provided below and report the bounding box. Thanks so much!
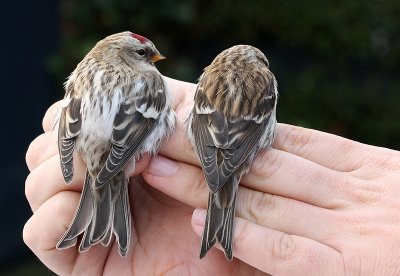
[79,86,123,143]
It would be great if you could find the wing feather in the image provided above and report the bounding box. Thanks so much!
[58,96,82,184]
[216,118,269,189]
[191,91,274,193]
[95,73,166,188]
[191,113,220,192]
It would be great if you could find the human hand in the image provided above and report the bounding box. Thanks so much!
[24,78,264,275]
[26,75,400,276]
[144,111,400,275]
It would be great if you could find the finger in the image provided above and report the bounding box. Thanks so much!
[25,155,86,212]
[160,77,199,165]
[43,101,62,132]
[26,153,150,213]
[159,119,368,189]
[23,192,110,276]
[144,156,338,240]
[242,148,353,209]
[236,186,338,242]
[160,77,199,166]
[274,123,369,172]
[143,155,207,208]
[26,131,58,172]
[160,118,370,177]
[164,77,196,113]
[191,209,344,276]
[159,121,199,167]
[23,192,78,276]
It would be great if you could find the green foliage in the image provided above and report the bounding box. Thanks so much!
[48,0,400,149]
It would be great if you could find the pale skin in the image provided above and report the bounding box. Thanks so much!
[25,77,400,275]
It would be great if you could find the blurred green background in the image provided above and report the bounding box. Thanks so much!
[50,0,400,148]
[2,0,399,275]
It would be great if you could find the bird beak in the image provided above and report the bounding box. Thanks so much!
[150,53,166,63]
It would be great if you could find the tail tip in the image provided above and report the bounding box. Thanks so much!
[63,174,73,185]
[223,250,233,261]
[118,246,128,257]
[199,237,216,259]
[199,247,234,261]
[199,250,207,259]
[56,237,77,250]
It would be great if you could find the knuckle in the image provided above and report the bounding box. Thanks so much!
[234,219,252,247]
[333,175,382,206]
[341,255,362,276]
[53,193,72,218]
[247,191,275,224]
[188,169,208,201]
[25,172,37,209]
[25,135,42,171]
[336,138,357,154]
[26,132,57,171]
[348,183,382,206]
[26,132,58,172]
[271,232,297,262]
[281,126,313,155]
[22,219,35,248]
[368,150,400,170]
[250,149,281,180]
[42,102,61,132]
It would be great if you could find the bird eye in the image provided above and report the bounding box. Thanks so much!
[136,49,146,56]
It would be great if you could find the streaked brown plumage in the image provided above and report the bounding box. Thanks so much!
[56,32,176,256]
[187,45,278,260]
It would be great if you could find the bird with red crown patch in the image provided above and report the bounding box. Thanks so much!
[55,31,176,256]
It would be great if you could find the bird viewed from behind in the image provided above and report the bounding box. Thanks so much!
[187,45,278,260]
[56,31,176,256]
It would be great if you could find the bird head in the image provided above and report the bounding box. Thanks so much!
[92,31,166,69]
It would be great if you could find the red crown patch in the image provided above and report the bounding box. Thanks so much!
[131,33,148,44]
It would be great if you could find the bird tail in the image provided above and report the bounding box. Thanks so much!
[111,174,131,256]
[200,192,236,261]
[56,171,131,256]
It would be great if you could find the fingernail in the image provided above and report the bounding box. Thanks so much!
[146,156,179,177]
[192,209,207,226]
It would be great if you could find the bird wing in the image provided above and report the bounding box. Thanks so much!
[191,81,276,193]
[216,116,270,190]
[95,73,166,188]
[192,110,270,193]
[191,111,222,193]
[58,95,82,184]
